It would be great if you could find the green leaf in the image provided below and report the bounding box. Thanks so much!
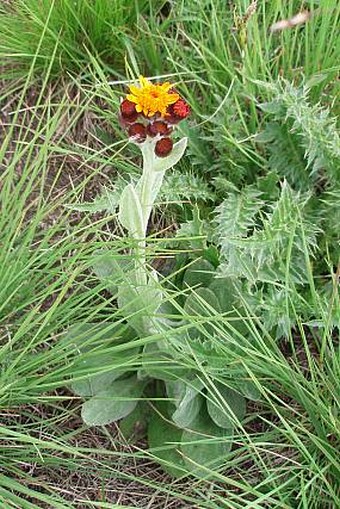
[118,183,144,237]
[117,273,162,336]
[148,402,186,477]
[65,322,135,354]
[176,205,209,250]
[171,380,204,429]
[208,277,248,336]
[65,187,119,214]
[81,376,145,426]
[181,412,233,478]
[119,402,149,441]
[184,287,221,340]
[153,137,188,172]
[208,277,237,313]
[71,345,139,397]
[165,379,187,403]
[183,259,215,289]
[92,252,132,295]
[239,380,261,401]
[139,342,188,381]
[178,121,213,169]
[71,361,123,398]
[202,245,219,267]
[207,383,246,428]
[66,322,139,397]
[184,287,221,316]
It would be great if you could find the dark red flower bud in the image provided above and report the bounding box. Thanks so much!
[128,123,147,142]
[166,98,190,124]
[155,137,173,157]
[173,99,190,119]
[120,99,138,122]
[147,120,172,137]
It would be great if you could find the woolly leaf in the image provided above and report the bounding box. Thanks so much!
[256,123,309,189]
[214,187,264,247]
[171,379,204,429]
[81,376,144,426]
[216,182,318,285]
[66,187,120,214]
[181,412,233,478]
[160,171,215,204]
[118,183,144,237]
[207,383,246,428]
[259,81,340,185]
[148,402,186,477]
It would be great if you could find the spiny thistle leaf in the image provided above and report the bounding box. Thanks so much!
[258,80,340,186]
[215,181,319,283]
[256,122,308,189]
[214,187,264,278]
[66,187,120,213]
[160,171,215,204]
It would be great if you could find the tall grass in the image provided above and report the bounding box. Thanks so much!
[0,65,121,507]
[0,0,164,80]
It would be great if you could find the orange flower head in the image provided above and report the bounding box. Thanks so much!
[127,76,180,118]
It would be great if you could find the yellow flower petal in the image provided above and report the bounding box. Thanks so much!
[128,85,140,95]
[126,94,138,103]
[125,75,181,118]
[161,82,173,92]
[139,75,150,87]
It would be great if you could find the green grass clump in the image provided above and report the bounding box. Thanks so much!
[0,0,162,80]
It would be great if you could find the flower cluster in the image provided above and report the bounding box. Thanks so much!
[120,76,190,157]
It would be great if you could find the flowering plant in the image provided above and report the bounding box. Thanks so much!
[118,76,189,246]
[67,76,252,478]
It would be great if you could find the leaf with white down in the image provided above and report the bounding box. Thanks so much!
[171,379,204,429]
[153,137,188,172]
[92,252,133,295]
[66,187,120,213]
[118,183,144,238]
[207,383,246,428]
[117,271,163,336]
[81,376,145,426]
[181,413,233,478]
